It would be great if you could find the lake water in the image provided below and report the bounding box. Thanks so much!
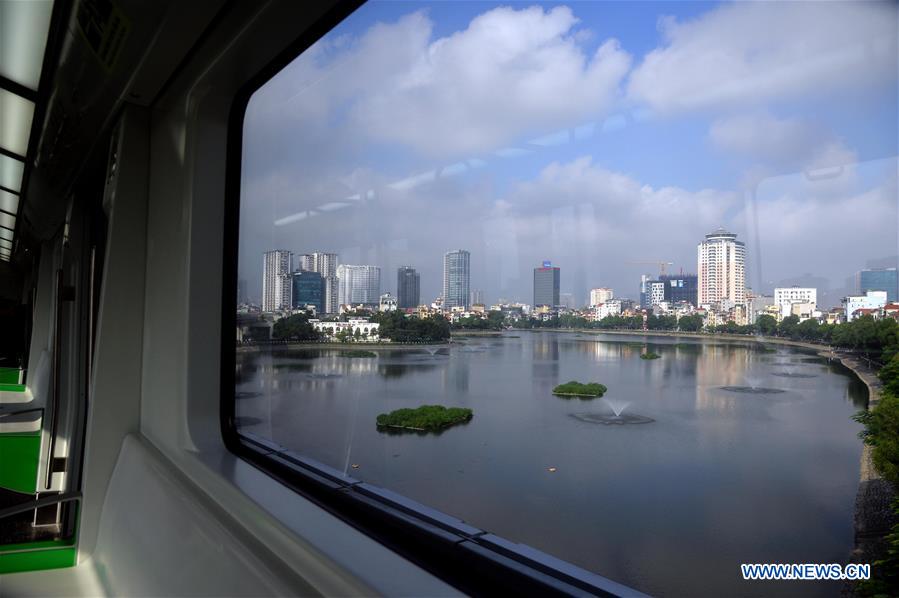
[235,332,867,597]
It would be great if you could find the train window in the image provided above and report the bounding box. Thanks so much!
[226,1,898,595]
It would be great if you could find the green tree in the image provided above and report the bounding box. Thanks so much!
[271,313,320,342]
[757,314,778,336]
[879,354,899,396]
[677,314,704,332]
[778,314,800,338]
[795,318,821,341]
[854,392,899,487]
[486,310,506,329]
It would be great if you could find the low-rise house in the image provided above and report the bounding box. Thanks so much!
[311,318,380,341]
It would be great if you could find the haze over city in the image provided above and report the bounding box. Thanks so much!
[239,0,898,309]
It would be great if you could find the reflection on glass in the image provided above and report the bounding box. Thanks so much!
[234,1,897,594]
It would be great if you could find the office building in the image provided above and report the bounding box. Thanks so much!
[649,281,665,307]
[296,253,315,272]
[639,274,652,308]
[843,290,888,322]
[533,261,560,308]
[747,293,775,323]
[589,288,613,307]
[858,268,898,303]
[396,266,420,309]
[660,274,698,306]
[295,252,338,313]
[337,265,381,306]
[262,250,292,312]
[443,250,471,309]
[697,228,745,306]
[314,253,339,314]
[774,287,817,319]
[591,299,622,321]
[292,270,324,314]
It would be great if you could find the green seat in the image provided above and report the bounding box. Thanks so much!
[0,383,31,404]
[0,367,21,384]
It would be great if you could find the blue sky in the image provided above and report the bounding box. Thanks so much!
[240,1,898,308]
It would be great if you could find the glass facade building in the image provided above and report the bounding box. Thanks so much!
[396,266,420,309]
[858,268,898,303]
[443,250,470,309]
[533,262,560,307]
[660,274,698,306]
[292,270,325,314]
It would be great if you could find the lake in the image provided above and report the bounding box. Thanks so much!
[235,331,867,597]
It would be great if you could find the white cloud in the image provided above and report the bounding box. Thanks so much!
[628,1,897,114]
[749,160,898,292]
[709,113,857,174]
[248,6,631,161]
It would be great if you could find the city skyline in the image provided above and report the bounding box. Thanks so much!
[256,237,894,311]
[239,2,896,312]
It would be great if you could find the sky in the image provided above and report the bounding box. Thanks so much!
[239,0,898,309]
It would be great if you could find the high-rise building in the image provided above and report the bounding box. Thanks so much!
[649,281,665,306]
[308,252,339,314]
[396,266,420,309]
[443,250,470,309]
[533,261,560,308]
[697,228,745,307]
[296,253,316,272]
[337,265,380,306]
[470,289,484,306]
[660,274,698,306]
[857,268,898,303]
[589,288,614,307]
[262,250,292,312]
[292,270,324,314]
[639,274,652,308]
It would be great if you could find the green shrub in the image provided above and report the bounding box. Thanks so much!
[856,499,899,597]
[640,352,661,360]
[552,381,607,397]
[854,392,899,487]
[376,405,473,431]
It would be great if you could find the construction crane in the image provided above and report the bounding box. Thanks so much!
[627,260,674,277]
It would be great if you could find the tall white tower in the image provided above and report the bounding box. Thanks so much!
[443,250,471,309]
[262,250,292,312]
[697,228,745,307]
[312,252,339,314]
[337,265,381,306]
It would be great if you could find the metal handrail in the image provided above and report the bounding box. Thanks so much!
[0,407,43,419]
[45,269,63,489]
[0,491,81,521]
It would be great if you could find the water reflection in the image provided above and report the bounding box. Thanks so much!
[234,332,865,598]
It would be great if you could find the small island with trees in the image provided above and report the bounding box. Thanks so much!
[552,381,608,398]
[376,405,473,432]
[640,352,661,360]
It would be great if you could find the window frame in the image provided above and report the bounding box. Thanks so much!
[218,2,641,595]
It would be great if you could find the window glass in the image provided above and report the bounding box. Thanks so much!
[235,2,898,595]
